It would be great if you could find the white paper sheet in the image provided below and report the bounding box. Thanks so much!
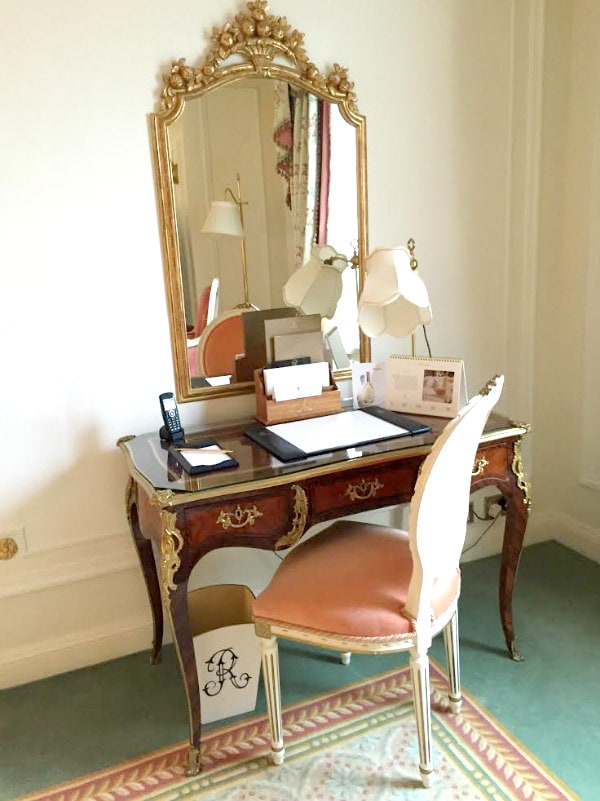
[267,410,408,454]
[263,361,330,399]
[176,447,233,467]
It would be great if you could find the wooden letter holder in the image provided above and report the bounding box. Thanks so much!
[254,368,342,425]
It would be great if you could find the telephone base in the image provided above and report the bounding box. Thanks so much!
[159,425,185,444]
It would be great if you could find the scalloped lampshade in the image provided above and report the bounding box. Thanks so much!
[283,244,348,318]
[358,246,432,338]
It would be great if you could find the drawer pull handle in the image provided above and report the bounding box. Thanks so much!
[472,457,489,477]
[217,505,263,530]
[345,477,383,501]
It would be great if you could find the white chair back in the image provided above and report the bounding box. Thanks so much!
[404,375,504,644]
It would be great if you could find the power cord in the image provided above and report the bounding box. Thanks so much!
[422,325,432,357]
[462,510,502,556]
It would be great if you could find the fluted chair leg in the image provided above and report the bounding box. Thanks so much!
[409,649,433,787]
[259,636,285,765]
[443,611,462,713]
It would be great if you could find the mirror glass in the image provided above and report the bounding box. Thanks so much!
[150,1,369,401]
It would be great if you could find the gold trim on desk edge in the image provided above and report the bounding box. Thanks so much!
[118,425,526,508]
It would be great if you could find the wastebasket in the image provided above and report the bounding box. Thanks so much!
[188,584,261,724]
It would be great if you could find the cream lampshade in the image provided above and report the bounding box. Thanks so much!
[201,200,244,238]
[358,244,432,339]
[201,174,256,309]
[283,244,348,318]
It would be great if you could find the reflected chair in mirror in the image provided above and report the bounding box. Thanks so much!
[253,374,504,788]
[188,279,220,376]
[196,308,246,379]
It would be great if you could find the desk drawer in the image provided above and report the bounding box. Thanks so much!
[472,442,511,482]
[185,486,304,547]
[311,462,419,516]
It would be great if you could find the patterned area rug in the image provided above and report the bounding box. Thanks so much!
[18,661,578,801]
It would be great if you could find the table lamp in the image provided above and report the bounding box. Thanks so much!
[358,239,432,354]
[282,244,349,318]
[202,174,256,309]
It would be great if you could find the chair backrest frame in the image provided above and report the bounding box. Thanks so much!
[404,375,504,646]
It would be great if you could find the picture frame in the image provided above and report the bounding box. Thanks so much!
[385,356,466,418]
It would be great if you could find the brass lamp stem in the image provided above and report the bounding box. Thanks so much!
[408,238,417,356]
[225,173,254,309]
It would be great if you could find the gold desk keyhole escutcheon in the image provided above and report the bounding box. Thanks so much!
[345,477,383,502]
[217,505,263,530]
[472,457,488,477]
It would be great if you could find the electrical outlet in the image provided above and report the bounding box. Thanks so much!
[0,527,28,559]
[483,494,506,520]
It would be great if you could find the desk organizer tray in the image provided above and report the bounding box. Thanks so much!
[253,367,342,425]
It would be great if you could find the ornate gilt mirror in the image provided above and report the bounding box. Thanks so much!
[150,0,370,401]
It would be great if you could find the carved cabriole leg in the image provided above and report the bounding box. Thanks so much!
[409,648,433,788]
[443,612,462,713]
[169,581,202,775]
[125,479,164,664]
[260,636,285,765]
[500,436,532,662]
[158,511,202,775]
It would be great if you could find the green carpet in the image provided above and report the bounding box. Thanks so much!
[1,541,598,800]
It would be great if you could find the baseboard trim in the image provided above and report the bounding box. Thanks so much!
[527,510,600,562]
[0,613,160,689]
[0,532,139,600]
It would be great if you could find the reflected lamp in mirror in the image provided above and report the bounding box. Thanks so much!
[357,241,432,346]
[283,244,349,318]
[201,174,256,310]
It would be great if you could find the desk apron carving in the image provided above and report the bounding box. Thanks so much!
[275,484,308,549]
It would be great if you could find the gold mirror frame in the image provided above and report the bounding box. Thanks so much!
[150,0,370,402]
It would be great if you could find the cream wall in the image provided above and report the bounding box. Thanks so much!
[534,0,600,558]
[1,0,598,688]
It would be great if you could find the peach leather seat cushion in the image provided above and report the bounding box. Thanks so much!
[201,314,244,377]
[253,520,460,639]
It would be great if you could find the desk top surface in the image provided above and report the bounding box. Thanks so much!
[119,411,524,506]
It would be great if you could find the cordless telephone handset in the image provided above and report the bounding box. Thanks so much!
[159,392,185,443]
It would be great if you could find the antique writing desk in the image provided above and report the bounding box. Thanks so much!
[119,411,531,774]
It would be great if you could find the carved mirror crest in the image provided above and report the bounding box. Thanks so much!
[150,0,369,401]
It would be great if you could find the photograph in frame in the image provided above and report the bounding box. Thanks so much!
[385,356,465,418]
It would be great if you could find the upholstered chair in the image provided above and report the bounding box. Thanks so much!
[196,308,245,378]
[253,375,504,787]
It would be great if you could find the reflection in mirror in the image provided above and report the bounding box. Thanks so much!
[150,0,369,401]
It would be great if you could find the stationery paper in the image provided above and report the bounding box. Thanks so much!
[263,361,330,400]
[263,313,322,366]
[272,330,325,364]
[168,441,238,474]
